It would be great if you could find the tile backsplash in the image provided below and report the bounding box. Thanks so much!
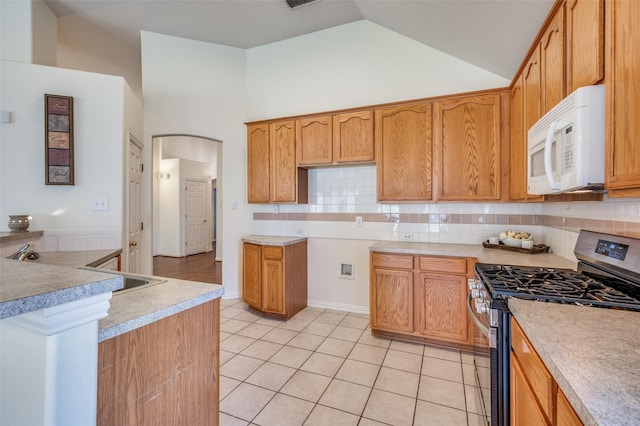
[252,165,640,261]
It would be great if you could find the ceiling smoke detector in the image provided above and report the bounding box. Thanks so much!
[286,0,321,9]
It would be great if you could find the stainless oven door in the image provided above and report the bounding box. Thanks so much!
[467,294,493,425]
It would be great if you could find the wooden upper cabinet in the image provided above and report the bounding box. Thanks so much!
[247,124,270,203]
[433,93,502,201]
[296,115,333,166]
[605,0,640,194]
[333,110,375,164]
[567,0,604,92]
[509,76,527,201]
[270,120,297,203]
[523,45,542,134]
[375,103,433,202]
[541,4,566,113]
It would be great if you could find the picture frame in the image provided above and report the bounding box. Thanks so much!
[45,94,74,185]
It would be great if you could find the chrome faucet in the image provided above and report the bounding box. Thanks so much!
[6,243,40,261]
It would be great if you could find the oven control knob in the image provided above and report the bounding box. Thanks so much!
[467,279,482,290]
[475,300,489,314]
[471,289,486,299]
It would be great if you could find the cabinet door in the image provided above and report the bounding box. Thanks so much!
[262,246,285,314]
[567,0,604,92]
[433,93,502,201]
[557,388,583,426]
[296,115,333,166]
[541,5,566,113]
[511,353,552,426]
[523,45,542,134]
[415,272,468,343]
[270,120,298,203]
[333,110,374,164]
[242,243,262,309]
[370,268,414,333]
[247,124,270,203]
[605,0,640,192]
[375,103,433,201]
[509,75,526,201]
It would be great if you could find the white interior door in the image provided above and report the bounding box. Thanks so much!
[185,179,207,256]
[128,136,143,273]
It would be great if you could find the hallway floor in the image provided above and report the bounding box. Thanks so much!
[219,299,490,426]
[153,245,222,284]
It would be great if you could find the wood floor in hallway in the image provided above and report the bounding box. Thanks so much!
[153,247,222,284]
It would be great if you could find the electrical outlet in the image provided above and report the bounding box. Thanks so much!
[355,216,363,227]
[402,233,413,241]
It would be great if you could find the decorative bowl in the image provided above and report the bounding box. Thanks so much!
[8,215,30,233]
[501,235,533,248]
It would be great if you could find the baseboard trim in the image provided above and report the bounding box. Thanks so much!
[307,299,369,315]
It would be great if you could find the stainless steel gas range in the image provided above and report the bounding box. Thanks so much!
[469,230,640,425]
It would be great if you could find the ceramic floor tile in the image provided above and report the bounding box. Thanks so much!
[423,345,462,363]
[357,332,392,348]
[462,362,490,388]
[245,362,297,391]
[261,328,298,345]
[233,311,262,323]
[413,400,468,426]
[278,318,312,332]
[220,307,245,319]
[315,312,347,325]
[468,412,491,426]
[362,389,416,426]
[236,323,274,339]
[421,356,464,383]
[465,384,490,415]
[219,376,242,400]
[302,321,336,337]
[347,343,388,365]
[240,340,283,361]
[383,349,423,373]
[220,383,275,422]
[358,418,388,426]
[269,345,313,369]
[390,339,426,355]
[255,317,285,327]
[291,309,323,322]
[221,335,257,353]
[220,350,235,366]
[220,319,253,334]
[253,393,315,426]
[374,367,420,398]
[315,337,355,358]
[280,370,332,403]
[328,325,364,342]
[335,359,381,387]
[300,352,345,377]
[303,405,359,426]
[219,412,249,426]
[221,354,264,381]
[318,379,372,415]
[287,332,326,351]
[220,331,233,342]
[339,315,370,330]
[417,375,466,411]
[221,298,241,307]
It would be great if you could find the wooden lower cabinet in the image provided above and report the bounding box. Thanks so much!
[370,252,483,349]
[97,299,220,426]
[510,318,583,426]
[242,241,307,319]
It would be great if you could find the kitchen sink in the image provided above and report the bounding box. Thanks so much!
[79,268,166,292]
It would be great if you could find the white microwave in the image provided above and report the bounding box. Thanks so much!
[527,85,605,195]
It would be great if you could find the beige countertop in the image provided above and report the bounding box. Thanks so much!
[242,235,308,246]
[509,298,640,426]
[370,241,578,270]
[31,249,122,269]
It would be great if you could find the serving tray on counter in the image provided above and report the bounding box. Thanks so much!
[482,240,551,254]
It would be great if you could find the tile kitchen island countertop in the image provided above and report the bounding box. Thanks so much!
[509,298,640,426]
[369,241,578,270]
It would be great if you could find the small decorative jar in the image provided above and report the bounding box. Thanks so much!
[8,215,30,233]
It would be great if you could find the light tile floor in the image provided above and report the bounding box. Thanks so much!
[219,299,490,426]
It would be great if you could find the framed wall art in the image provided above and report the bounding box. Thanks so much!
[45,94,74,185]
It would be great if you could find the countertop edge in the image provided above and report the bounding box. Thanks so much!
[98,285,224,342]
[242,235,308,246]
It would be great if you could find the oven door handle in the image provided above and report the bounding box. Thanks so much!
[467,293,490,339]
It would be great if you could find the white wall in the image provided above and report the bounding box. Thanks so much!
[31,0,57,66]
[141,31,249,296]
[0,0,57,66]
[0,60,126,236]
[246,20,509,120]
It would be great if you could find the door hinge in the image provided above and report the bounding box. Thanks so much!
[140,221,144,231]
[140,163,144,172]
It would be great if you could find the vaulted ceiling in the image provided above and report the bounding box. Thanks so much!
[45,0,554,80]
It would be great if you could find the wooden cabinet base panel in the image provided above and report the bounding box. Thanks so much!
[371,328,488,354]
[246,303,305,320]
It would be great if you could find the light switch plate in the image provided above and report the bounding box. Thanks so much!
[1,111,11,123]
[92,197,108,211]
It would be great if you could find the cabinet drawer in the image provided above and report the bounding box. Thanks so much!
[419,256,466,274]
[263,246,283,260]
[371,253,414,270]
[511,319,555,421]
